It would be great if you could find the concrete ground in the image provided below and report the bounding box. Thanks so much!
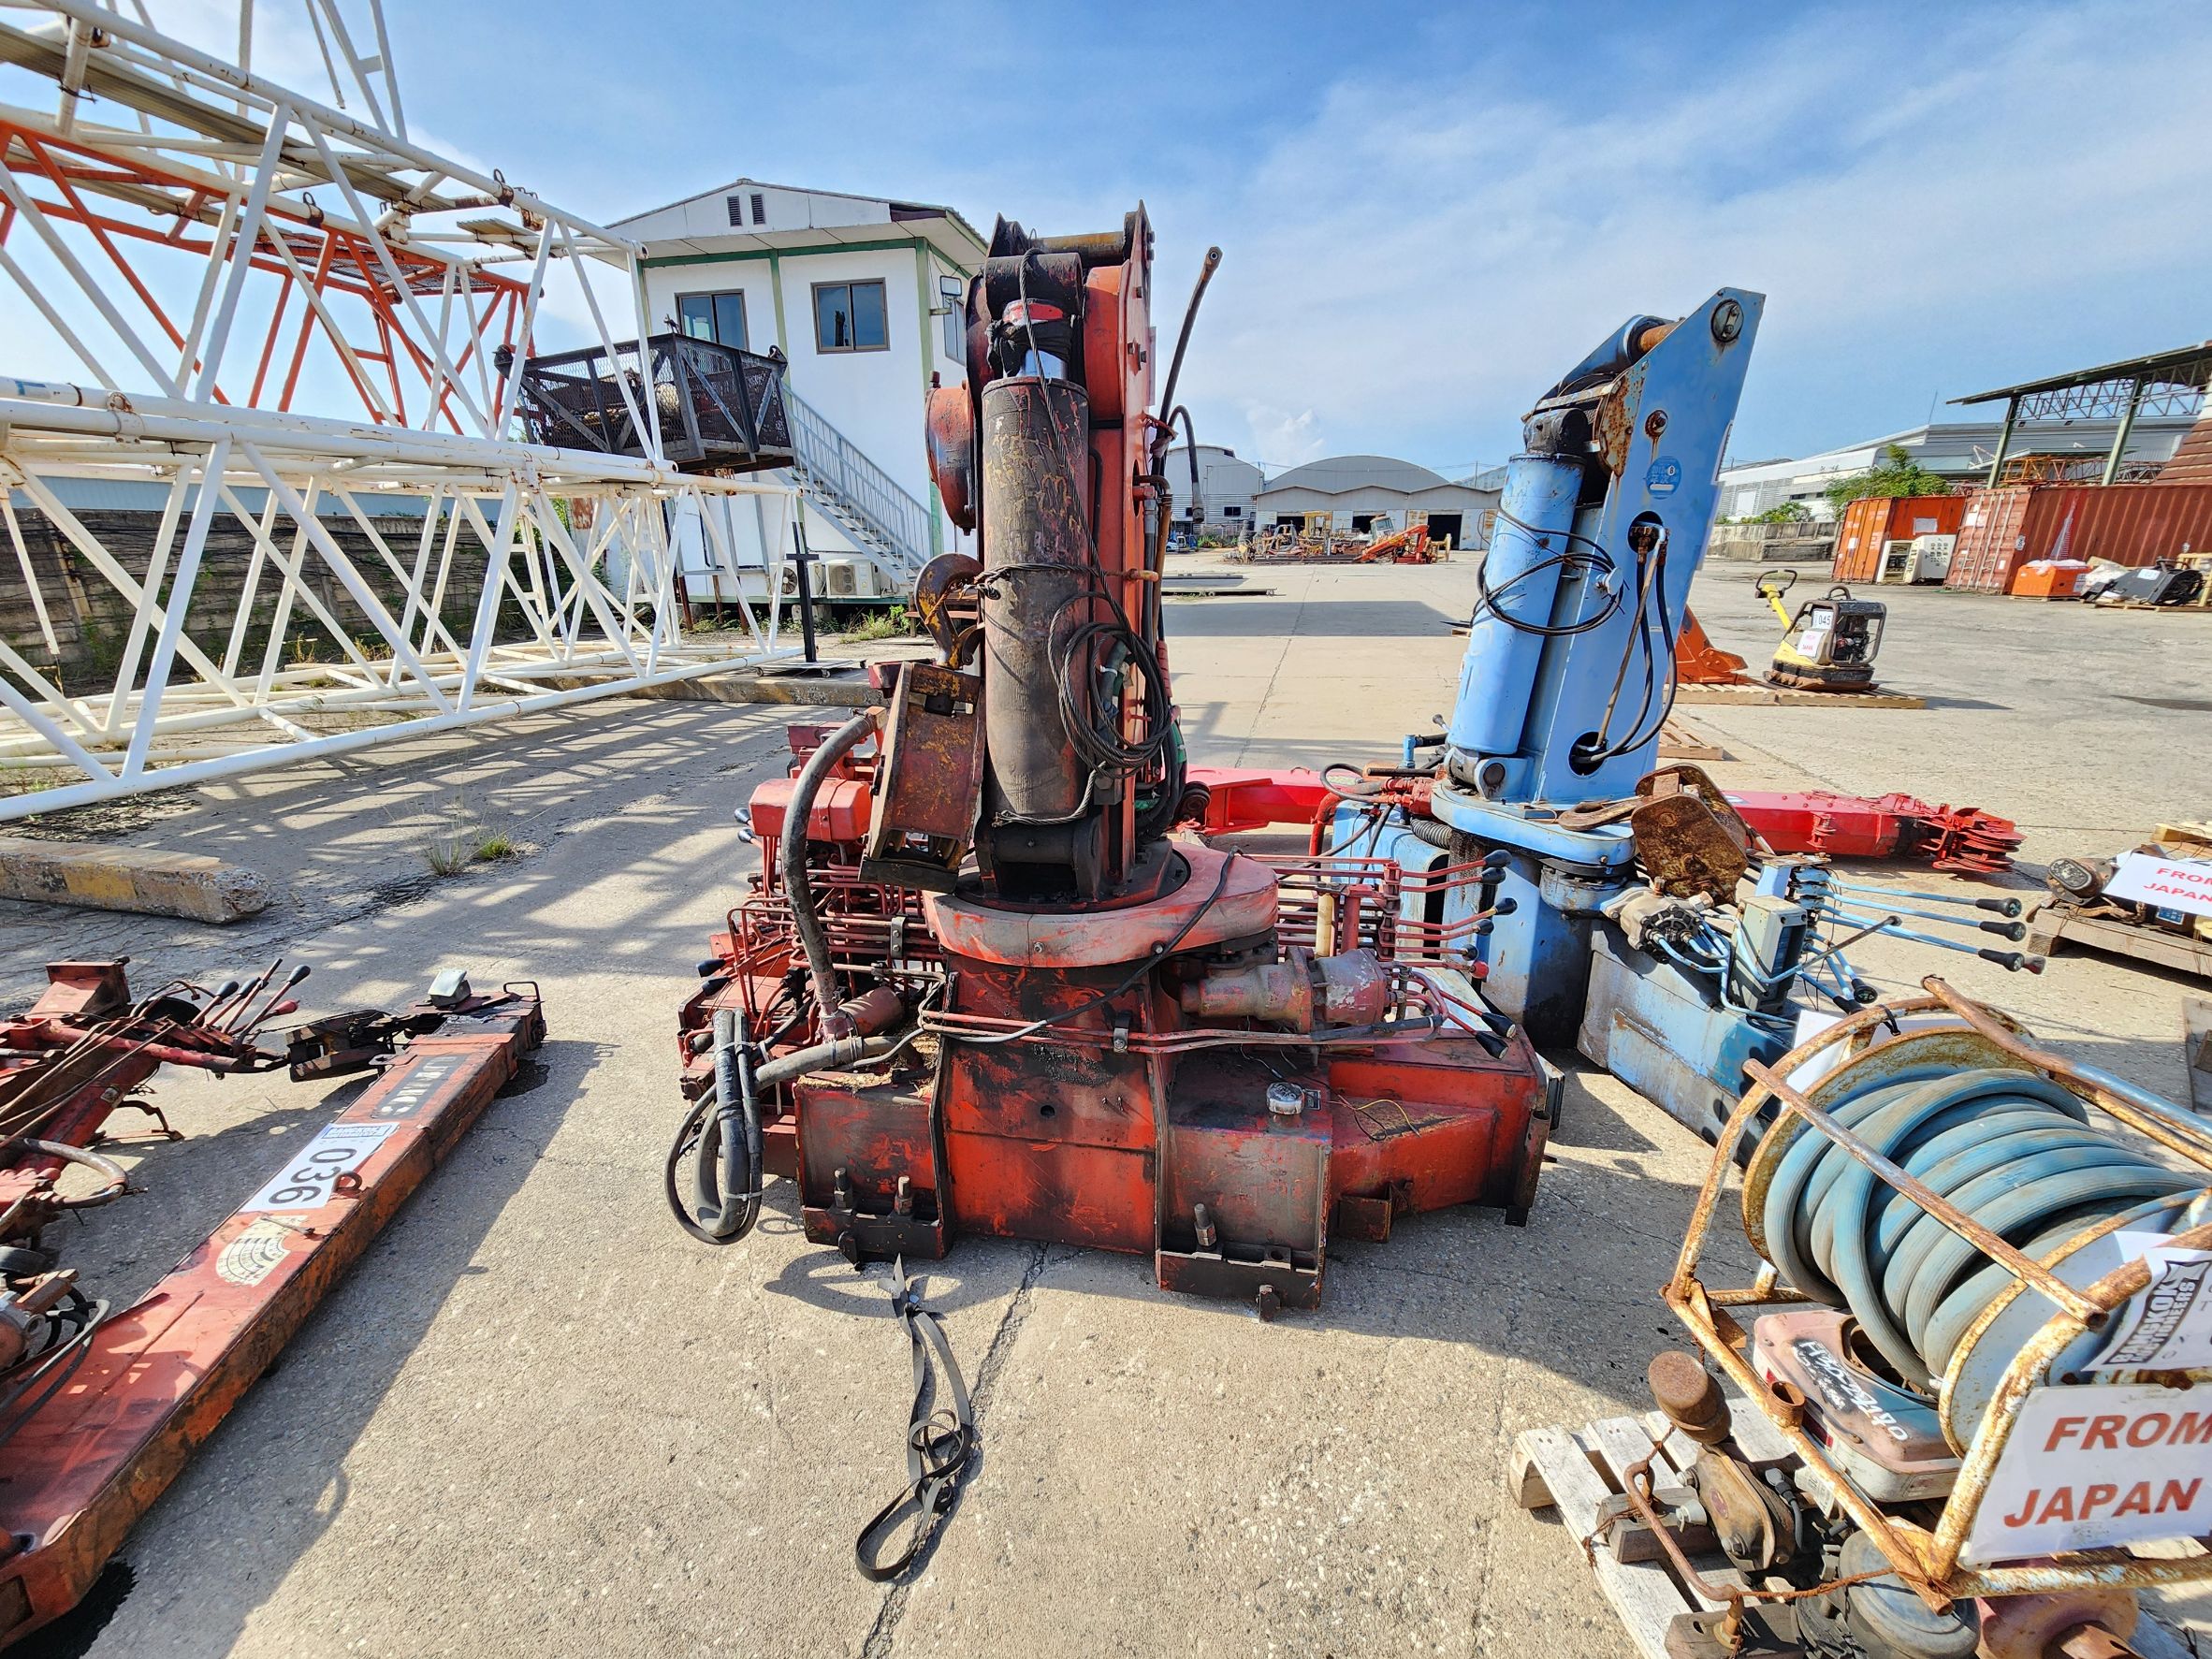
[3,560,2206,1657]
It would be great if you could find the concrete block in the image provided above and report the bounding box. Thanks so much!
[0,837,273,924]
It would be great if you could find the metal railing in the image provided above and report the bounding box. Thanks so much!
[784,388,932,576]
[513,333,792,472]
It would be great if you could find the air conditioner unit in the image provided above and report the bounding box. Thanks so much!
[822,560,861,598]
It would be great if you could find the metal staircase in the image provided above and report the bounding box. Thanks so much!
[783,388,934,582]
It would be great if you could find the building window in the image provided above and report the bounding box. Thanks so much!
[750,192,766,226]
[1223,505,1242,517]
[939,275,965,361]
[813,280,888,353]
[676,290,748,350]
[726,196,744,227]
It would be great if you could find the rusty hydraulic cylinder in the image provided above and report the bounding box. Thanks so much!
[1177,947,1393,1032]
[979,375,1092,825]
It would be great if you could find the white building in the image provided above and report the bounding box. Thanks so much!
[1253,455,1500,550]
[1718,414,2196,521]
[1162,444,1265,536]
[612,178,988,601]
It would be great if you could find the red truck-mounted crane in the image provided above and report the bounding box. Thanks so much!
[670,209,1554,1318]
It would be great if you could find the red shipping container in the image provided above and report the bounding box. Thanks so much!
[1947,488,2034,592]
[1831,495,1966,582]
[1945,482,2212,593]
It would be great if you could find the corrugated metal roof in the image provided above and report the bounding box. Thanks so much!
[616,176,989,268]
[1956,341,2212,405]
[2158,413,2212,486]
[1258,455,1455,497]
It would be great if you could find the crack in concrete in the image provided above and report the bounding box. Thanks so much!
[857,1240,1051,1659]
[1233,573,1313,768]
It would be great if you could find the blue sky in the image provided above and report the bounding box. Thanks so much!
[24,1,2212,476]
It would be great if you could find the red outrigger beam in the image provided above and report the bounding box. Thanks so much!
[0,966,544,1645]
[1183,766,2020,875]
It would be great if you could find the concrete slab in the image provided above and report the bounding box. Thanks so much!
[0,568,2203,1658]
[0,835,272,922]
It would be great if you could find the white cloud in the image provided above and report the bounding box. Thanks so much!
[1153,2,2212,467]
[1238,403,1327,472]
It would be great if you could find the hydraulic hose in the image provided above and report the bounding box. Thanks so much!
[665,1023,910,1247]
[781,711,877,1037]
[1754,1067,2203,1393]
[686,1008,761,1244]
[8,1139,128,1209]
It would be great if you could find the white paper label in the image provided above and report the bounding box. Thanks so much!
[2103,851,2212,918]
[1965,1385,2212,1564]
[241,1120,398,1213]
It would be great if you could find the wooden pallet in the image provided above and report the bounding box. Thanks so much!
[1510,1396,2199,1659]
[1657,717,1728,763]
[2026,906,2212,982]
[1671,682,1925,710]
[1509,1397,1790,1659]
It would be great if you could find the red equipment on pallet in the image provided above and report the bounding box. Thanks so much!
[1717,790,2022,875]
[0,957,544,1645]
[673,210,1553,1316]
[1181,766,2022,877]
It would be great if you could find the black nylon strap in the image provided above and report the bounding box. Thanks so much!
[854,1257,975,1582]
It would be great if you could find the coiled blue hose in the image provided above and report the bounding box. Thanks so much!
[1758,1067,2203,1392]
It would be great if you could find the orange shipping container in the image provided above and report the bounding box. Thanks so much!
[1945,482,2212,593]
[1831,495,1966,582]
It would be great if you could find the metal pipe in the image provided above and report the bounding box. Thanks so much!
[1825,895,2023,933]
[20,0,644,250]
[2102,375,2147,488]
[0,391,793,489]
[779,711,878,1038]
[8,1137,128,1208]
[1985,397,2018,488]
[1827,880,2023,919]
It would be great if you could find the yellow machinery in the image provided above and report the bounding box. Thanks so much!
[1755,568,1886,691]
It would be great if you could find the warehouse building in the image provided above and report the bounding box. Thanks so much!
[1162,444,1265,535]
[1252,455,1499,550]
[1717,414,2195,520]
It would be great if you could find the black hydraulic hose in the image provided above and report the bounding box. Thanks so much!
[666,1025,912,1247]
[782,711,876,1035]
[1153,247,1222,463]
[751,1028,905,1090]
[688,1008,759,1244]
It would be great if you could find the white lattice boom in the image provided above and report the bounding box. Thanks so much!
[0,0,795,819]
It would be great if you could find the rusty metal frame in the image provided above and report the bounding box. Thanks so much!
[1663,974,2212,1608]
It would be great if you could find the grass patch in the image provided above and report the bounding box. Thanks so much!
[418,795,527,876]
[841,607,919,642]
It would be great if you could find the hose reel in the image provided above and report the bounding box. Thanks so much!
[1740,1028,2212,1452]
